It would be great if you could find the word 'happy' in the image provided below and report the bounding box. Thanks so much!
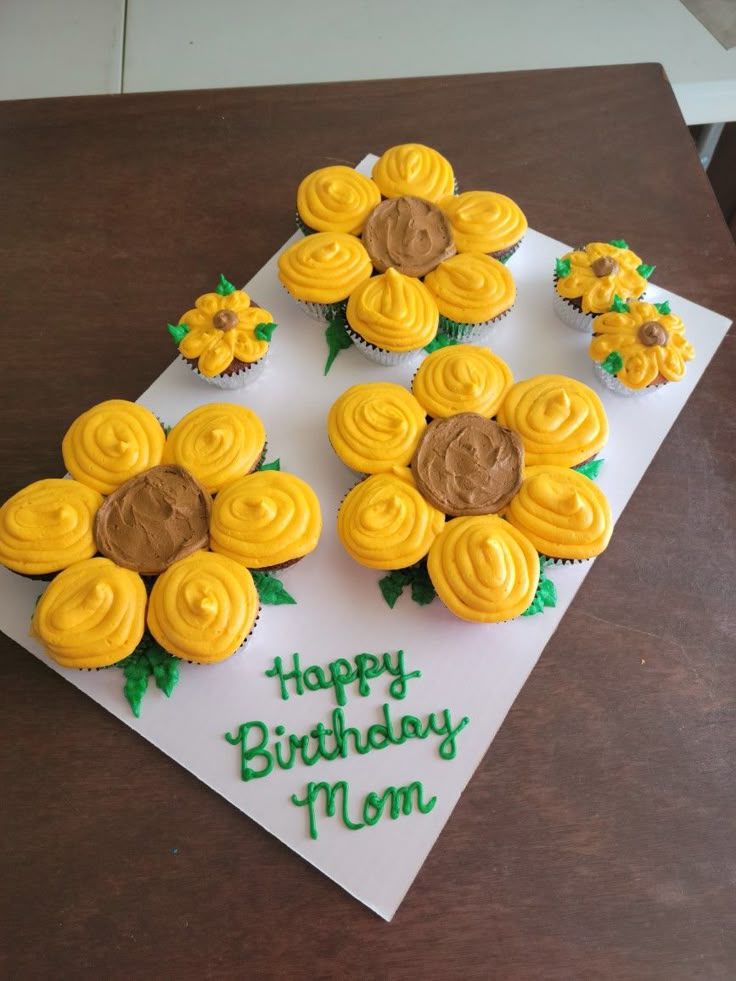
[265,649,420,706]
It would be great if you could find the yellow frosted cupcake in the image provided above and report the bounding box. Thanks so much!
[424,253,516,343]
[440,191,527,262]
[345,267,439,364]
[337,468,445,570]
[0,478,103,578]
[554,240,654,332]
[427,515,540,623]
[162,403,266,495]
[497,375,608,468]
[31,557,147,668]
[147,551,260,664]
[297,165,381,235]
[328,383,428,474]
[62,400,166,495]
[412,344,513,419]
[504,465,613,562]
[372,144,456,203]
[589,299,695,395]
[277,232,373,321]
[210,471,322,570]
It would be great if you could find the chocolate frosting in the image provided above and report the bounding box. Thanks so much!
[411,413,524,516]
[94,464,212,575]
[362,195,456,278]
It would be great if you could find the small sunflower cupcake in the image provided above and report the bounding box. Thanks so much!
[424,253,516,343]
[411,344,513,419]
[168,276,277,390]
[372,143,457,202]
[296,165,381,235]
[345,267,440,365]
[440,191,527,263]
[589,299,695,396]
[277,232,373,322]
[553,240,654,332]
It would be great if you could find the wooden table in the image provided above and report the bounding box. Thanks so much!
[1,65,734,980]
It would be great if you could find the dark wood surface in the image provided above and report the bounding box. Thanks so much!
[1,65,734,980]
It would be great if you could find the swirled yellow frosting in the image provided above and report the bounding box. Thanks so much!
[427,515,540,623]
[372,144,455,203]
[30,557,147,668]
[556,242,647,314]
[0,479,103,575]
[504,466,613,560]
[337,468,445,570]
[162,403,265,495]
[346,268,439,351]
[147,551,259,664]
[590,301,695,389]
[62,400,166,495]
[210,471,322,569]
[277,232,372,304]
[412,344,513,418]
[328,383,427,474]
[297,166,381,234]
[440,191,527,254]
[497,375,608,468]
[423,253,516,324]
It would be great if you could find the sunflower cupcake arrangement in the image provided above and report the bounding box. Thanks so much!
[329,344,614,623]
[0,400,322,715]
[278,143,527,371]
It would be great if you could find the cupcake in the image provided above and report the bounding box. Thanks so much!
[424,253,516,343]
[168,277,277,390]
[440,191,527,263]
[277,232,373,322]
[553,240,654,332]
[504,465,613,564]
[496,375,608,468]
[427,515,540,623]
[371,143,456,202]
[0,478,103,579]
[147,551,260,664]
[361,196,456,278]
[209,471,322,571]
[62,400,166,495]
[589,299,695,395]
[31,557,147,668]
[345,267,439,365]
[162,403,266,495]
[296,165,381,235]
[337,468,445,570]
[328,382,428,474]
[411,344,513,419]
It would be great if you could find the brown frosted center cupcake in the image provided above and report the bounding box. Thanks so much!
[94,464,212,575]
[362,195,456,278]
[411,413,523,516]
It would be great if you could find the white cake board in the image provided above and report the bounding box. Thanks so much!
[0,156,731,921]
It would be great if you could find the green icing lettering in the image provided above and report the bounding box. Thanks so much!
[385,648,422,700]
[637,263,655,279]
[324,314,352,375]
[303,663,329,693]
[608,239,628,249]
[254,321,278,341]
[263,649,419,704]
[265,652,304,700]
[224,721,274,781]
[215,273,237,295]
[601,351,624,375]
[555,257,571,278]
[168,322,189,344]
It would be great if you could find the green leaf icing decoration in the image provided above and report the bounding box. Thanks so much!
[379,562,435,609]
[601,351,624,375]
[410,563,436,607]
[378,569,413,610]
[637,263,655,279]
[215,273,237,296]
[608,239,628,249]
[654,300,671,315]
[573,458,604,480]
[324,314,352,376]
[610,295,629,314]
[162,424,172,435]
[254,321,278,342]
[252,571,296,606]
[522,567,558,617]
[258,457,281,472]
[168,322,189,344]
[118,635,180,717]
[146,640,179,697]
[555,257,571,278]
[122,652,151,718]
[423,334,458,354]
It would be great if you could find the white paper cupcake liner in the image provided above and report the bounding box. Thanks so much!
[552,287,594,333]
[183,350,270,390]
[592,362,667,397]
[346,327,424,366]
[437,304,512,344]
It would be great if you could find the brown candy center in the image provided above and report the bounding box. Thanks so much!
[213,309,239,331]
[637,320,669,346]
[591,256,619,277]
